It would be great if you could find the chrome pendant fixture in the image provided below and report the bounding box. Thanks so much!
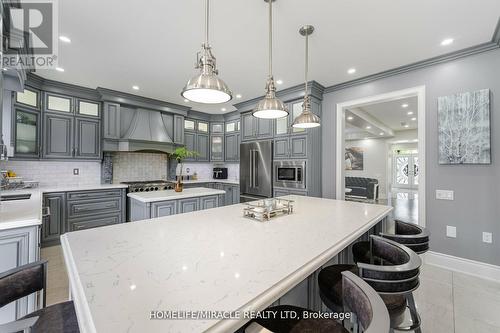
[253,0,288,119]
[181,0,232,104]
[292,25,321,128]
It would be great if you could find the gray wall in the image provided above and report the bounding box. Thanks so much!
[321,48,500,265]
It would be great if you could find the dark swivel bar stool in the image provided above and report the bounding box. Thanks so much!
[379,219,430,254]
[0,260,80,333]
[246,271,390,333]
[319,236,422,333]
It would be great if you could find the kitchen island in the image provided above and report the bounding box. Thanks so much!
[61,196,392,333]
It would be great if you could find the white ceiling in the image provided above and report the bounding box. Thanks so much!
[36,0,500,114]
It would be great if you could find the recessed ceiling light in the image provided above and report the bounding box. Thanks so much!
[347,68,356,74]
[221,108,226,112]
[379,132,384,136]
[404,124,410,128]
[441,38,454,46]
[276,79,283,85]
[132,85,139,90]
[347,116,354,120]
[407,111,414,115]
[59,35,71,43]
[2,68,7,71]
[236,94,242,99]
[55,67,65,72]
[411,117,417,121]
[401,104,409,108]
[366,126,371,129]
[184,99,189,103]
[413,139,419,142]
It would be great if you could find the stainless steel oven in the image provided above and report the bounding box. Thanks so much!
[273,160,306,189]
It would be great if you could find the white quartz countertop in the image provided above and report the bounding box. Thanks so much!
[0,189,43,230]
[127,187,226,203]
[61,196,392,333]
[180,179,240,185]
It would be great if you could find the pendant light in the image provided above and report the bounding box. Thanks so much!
[181,0,232,104]
[253,0,288,119]
[292,25,321,128]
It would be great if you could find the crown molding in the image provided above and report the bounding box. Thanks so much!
[492,17,500,45]
[234,80,325,113]
[324,41,499,94]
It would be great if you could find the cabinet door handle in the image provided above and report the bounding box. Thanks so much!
[42,206,51,217]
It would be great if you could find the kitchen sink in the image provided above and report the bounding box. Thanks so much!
[0,193,32,201]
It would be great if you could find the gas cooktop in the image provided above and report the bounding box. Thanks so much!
[121,180,175,192]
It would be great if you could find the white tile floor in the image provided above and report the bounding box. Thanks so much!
[41,246,500,332]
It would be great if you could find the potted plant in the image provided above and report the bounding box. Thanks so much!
[172,147,198,192]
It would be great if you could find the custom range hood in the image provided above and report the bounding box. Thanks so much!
[105,108,178,154]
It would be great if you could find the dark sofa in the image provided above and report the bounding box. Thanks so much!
[345,177,379,200]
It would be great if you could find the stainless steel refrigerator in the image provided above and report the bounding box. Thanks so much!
[240,140,273,202]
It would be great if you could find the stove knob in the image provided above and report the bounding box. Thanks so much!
[145,188,150,192]
[139,188,144,192]
[155,187,159,190]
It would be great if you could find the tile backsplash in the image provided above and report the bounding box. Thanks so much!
[3,160,101,187]
[112,152,168,183]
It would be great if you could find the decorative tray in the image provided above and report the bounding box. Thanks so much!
[243,198,294,222]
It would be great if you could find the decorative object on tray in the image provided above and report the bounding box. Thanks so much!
[345,147,364,170]
[171,147,198,192]
[243,198,294,222]
[438,89,491,164]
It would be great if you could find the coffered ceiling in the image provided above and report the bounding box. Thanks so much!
[35,0,500,113]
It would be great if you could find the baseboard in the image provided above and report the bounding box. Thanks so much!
[424,251,500,281]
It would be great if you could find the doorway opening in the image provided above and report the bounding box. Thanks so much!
[336,86,426,226]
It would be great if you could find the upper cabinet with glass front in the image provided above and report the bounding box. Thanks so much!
[275,100,305,136]
[225,120,240,133]
[15,88,40,109]
[197,121,209,133]
[76,99,100,118]
[44,92,73,113]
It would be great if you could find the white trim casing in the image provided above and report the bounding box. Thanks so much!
[335,86,426,227]
[424,251,500,282]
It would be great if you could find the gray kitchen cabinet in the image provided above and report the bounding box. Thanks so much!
[41,189,125,246]
[103,102,120,139]
[0,226,39,323]
[43,113,73,159]
[273,135,307,159]
[201,195,218,210]
[76,99,100,118]
[274,101,306,136]
[178,198,199,213]
[232,186,240,204]
[184,118,196,132]
[241,112,273,141]
[290,135,307,158]
[44,92,73,114]
[274,188,308,197]
[151,201,177,217]
[210,135,224,161]
[224,133,240,161]
[75,117,101,159]
[184,132,196,161]
[211,122,224,133]
[42,192,66,247]
[196,133,209,162]
[67,214,121,232]
[13,106,41,158]
[173,115,184,144]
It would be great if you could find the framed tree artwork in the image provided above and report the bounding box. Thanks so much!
[438,89,491,164]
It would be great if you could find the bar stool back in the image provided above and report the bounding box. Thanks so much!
[379,219,430,254]
[246,270,390,333]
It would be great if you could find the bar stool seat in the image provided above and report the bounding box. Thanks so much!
[253,305,348,333]
[379,220,430,254]
[21,301,80,333]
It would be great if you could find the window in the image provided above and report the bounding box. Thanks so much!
[16,89,39,108]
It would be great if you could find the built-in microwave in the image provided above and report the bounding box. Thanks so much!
[273,160,306,189]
